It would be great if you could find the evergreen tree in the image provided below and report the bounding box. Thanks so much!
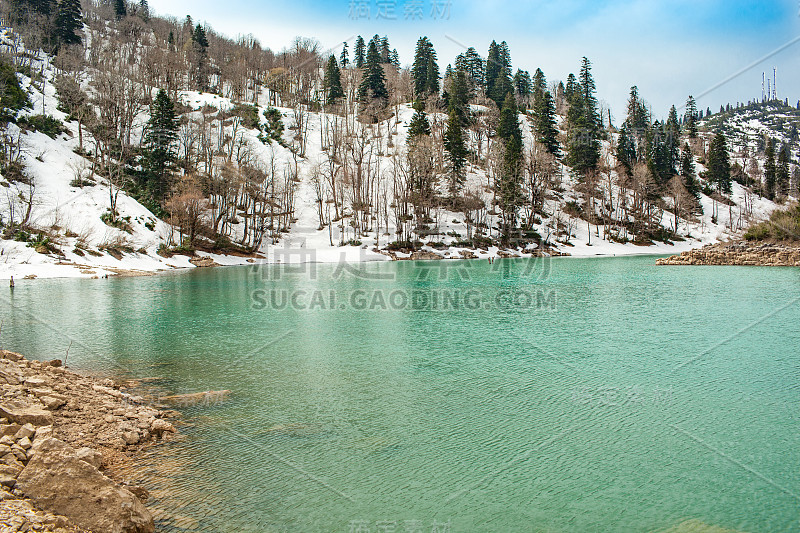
[354,36,365,68]
[513,69,531,101]
[143,89,178,203]
[357,39,388,104]
[114,0,126,19]
[777,144,790,197]
[449,70,469,126]
[486,40,512,107]
[665,105,681,173]
[138,0,149,21]
[496,93,524,242]
[389,49,400,67]
[407,99,431,139]
[564,73,578,102]
[616,126,636,176]
[684,96,698,138]
[680,143,700,200]
[323,56,344,105]
[190,24,210,91]
[411,37,438,96]
[578,57,600,138]
[455,47,484,94]
[764,138,776,199]
[534,90,559,157]
[625,86,648,131]
[53,0,82,48]
[339,42,349,68]
[706,132,731,195]
[444,107,468,197]
[380,36,390,63]
[531,68,546,110]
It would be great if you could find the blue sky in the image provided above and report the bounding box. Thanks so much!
[148,0,800,119]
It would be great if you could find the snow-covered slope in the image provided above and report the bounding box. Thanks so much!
[0,35,790,280]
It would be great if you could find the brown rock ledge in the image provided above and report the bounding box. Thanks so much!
[656,241,800,266]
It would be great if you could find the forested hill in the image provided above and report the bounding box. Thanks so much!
[0,0,794,278]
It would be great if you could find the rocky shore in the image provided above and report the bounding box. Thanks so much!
[656,241,800,266]
[0,350,178,532]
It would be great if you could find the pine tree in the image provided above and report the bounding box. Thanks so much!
[578,57,600,139]
[339,42,349,68]
[616,126,636,176]
[777,144,790,197]
[139,0,149,21]
[564,73,578,102]
[449,70,469,126]
[114,0,126,19]
[534,90,559,157]
[764,138,776,199]
[411,37,438,96]
[706,132,731,195]
[380,36,390,63]
[496,93,524,242]
[684,96,698,138]
[323,56,344,105]
[191,24,210,91]
[486,40,512,107]
[407,99,431,139]
[444,107,468,197]
[513,69,531,101]
[357,39,388,104]
[680,143,700,200]
[143,89,178,203]
[389,49,400,67]
[531,68,546,110]
[665,105,681,173]
[53,0,82,48]
[354,36,365,68]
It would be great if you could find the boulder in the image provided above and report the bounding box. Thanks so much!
[16,438,154,533]
[75,447,103,469]
[150,419,175,437]
[0,402,54,426]
[40,396,67,410]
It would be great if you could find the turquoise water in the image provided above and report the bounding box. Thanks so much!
[2,256,800,532]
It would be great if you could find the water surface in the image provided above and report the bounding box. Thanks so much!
[2,256,799,532]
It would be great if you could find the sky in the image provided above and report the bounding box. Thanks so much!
[147,0,800,121]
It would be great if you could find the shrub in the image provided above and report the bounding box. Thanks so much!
[18,115,66,138]
[744,204,800,241]
[231,104,260,130]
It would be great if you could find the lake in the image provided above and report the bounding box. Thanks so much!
[2,256,799,532]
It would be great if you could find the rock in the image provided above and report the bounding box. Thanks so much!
[122,430,140,445]
[126,485,149,502]
[16,438,154,533]
[39,396,66,410]
[104,415,116,424]
[45,360,62,368]
[16,437,31,451]
[0,464,22,478]
[0,474,15,488]
[75,447,103,469]
[0,445,10,456]
[23,377,47,388]
[0,403,54,427]
[1,454,24,471]
[1,425,21,437]
[14,424,35,441]
[150,419,176,437]
[410,250,443,260]
[189,256,220,267]
[158,390,231,407]
[10,445,27,462]
[32,426,51,442]
[0,370,20,385]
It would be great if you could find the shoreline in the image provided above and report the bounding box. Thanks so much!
[2,238,708,282]
[656,241,800,266]
[0,349,180,532]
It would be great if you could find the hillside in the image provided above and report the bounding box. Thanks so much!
[0,6,794,280]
